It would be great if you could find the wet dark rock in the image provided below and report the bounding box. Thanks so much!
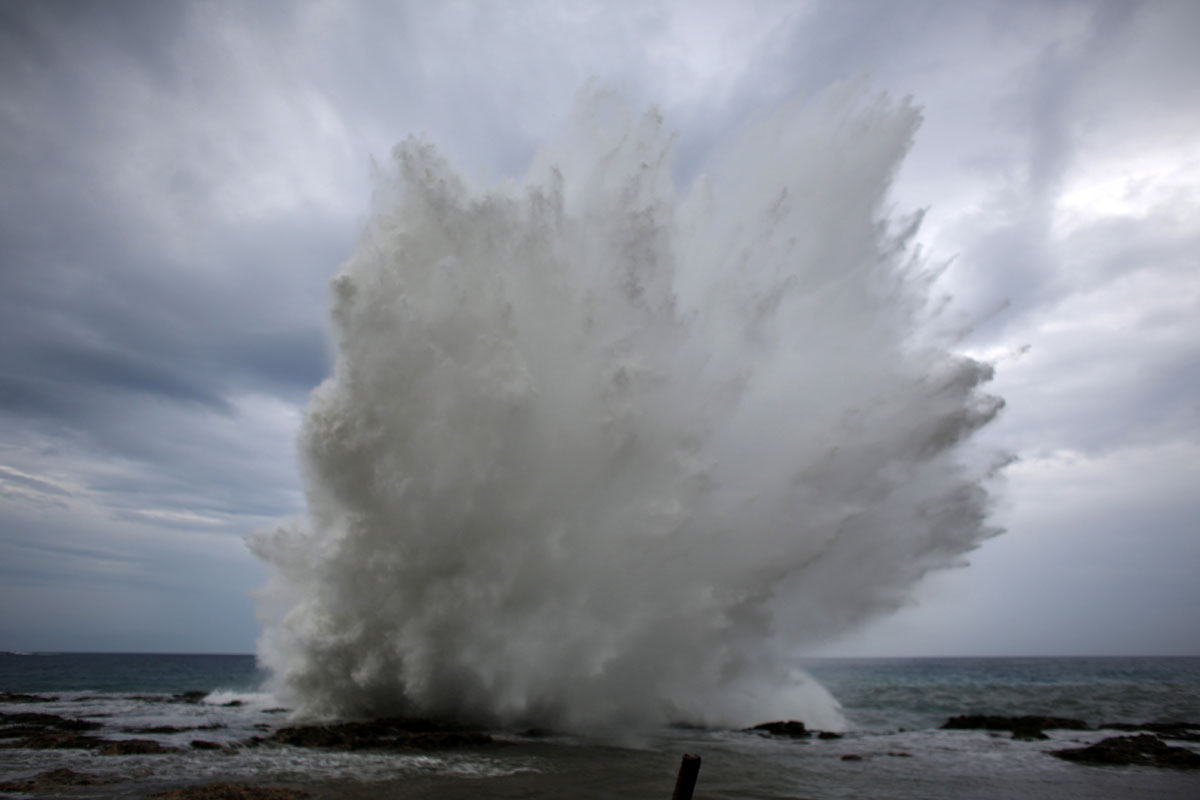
[222,700,245,707]
[749,721,846,740]
[521,727,556,738]
[262,708,290,714]
[0,711,107,749]
[122,723,224,734]
[97,738,183,755]
[191,739,238,754]
[0,711,102,731]
[0,691,58,703]
[1100,721,1200,742]
[0,767,116,792]
[0,730,107,749]
[174,691,210,704]
[120,691,208,704]
[1,716,184,753]
[943,714,1087,740]
[666,721,708,731]
[747,720,810,738]
[191,739,224,750]
[270,718,493,751]
[0,725,59,739]
[154,784,310,800]
[943,714,1089,731]
[835,751,907,761]
[1101,721,1199,733]
[1051,734,1200,769]
[1012,728,1050,741]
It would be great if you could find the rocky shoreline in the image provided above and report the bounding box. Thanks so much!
[746,714,1200,769]
[4,704,1199,762]
[0,709,498,757]
[2,698,1198,798]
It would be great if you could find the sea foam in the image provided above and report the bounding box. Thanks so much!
[251,84,1005,732]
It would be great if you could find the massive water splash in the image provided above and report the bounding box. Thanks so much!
[251,84,1005,732]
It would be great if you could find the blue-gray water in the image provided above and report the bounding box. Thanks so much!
[807,656,1200,731]
[0,652,265,696]
[2,653,1198,798]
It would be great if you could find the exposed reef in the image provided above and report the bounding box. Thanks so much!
[154,785,310,800]
[270,718,494,750]
[746,720,844,739]
[0,768,118,793]
[1051,734,1200,769]
[942,714,1089,740]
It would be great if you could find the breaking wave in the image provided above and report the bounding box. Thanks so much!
[251,83,1005,733]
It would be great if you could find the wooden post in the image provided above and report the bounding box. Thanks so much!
[671,753,701,800]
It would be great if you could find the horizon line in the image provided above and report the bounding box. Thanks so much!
[5,650,1200,659]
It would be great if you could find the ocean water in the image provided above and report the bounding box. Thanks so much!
[0,652,264,696]
[2,653,1198,799]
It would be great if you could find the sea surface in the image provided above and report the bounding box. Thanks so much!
[2,653,1198,798]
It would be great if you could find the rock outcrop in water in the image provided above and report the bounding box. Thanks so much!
[942,714,1088,740]
[191,739,238,754]
[117,691,211,704]
[0,729,107,749]
[154,785,310,800]
[270,718,493,750]
[121,723,225,735]
[0,768,117,792]
[1099,721,1200,742]
[174,691,211,704]
[0,711,181,753]
[0,691,58,703]
[0,711,105,750]
[1051,734,1200,769]
[96,738,182,755]
[747,720,811,737]
[0,711,101,731]
[745,720,846,739]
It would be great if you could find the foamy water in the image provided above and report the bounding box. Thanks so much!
[2,655,1198,799]
[250,84,1006,731]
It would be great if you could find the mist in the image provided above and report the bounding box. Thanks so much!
[251,85,1005,732]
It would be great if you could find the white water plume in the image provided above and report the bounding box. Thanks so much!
[251,84,1006,732]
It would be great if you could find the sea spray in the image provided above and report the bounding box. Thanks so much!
[251,84,1006,732]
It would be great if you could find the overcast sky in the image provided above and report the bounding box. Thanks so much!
[0,0,1197,657]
